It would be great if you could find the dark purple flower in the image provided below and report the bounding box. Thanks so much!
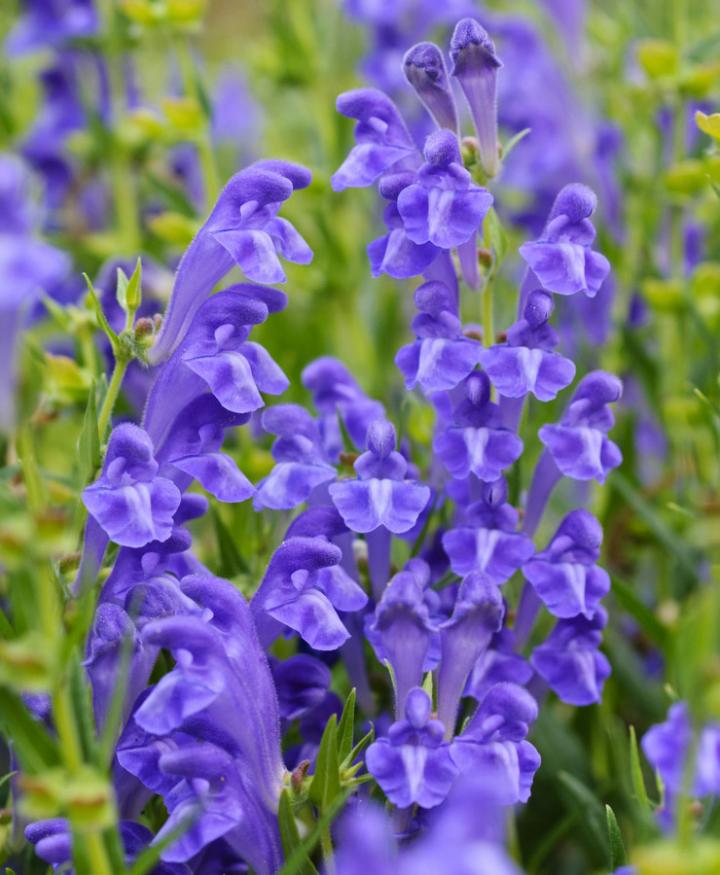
[451,683,540,804]
[367,566,436,717]
[436,572,504,734]
[531,606,610,705]
[254,404,336,510]
[523,509,609,619]
[366,687,458,809]
[396,130,493,249]
[442,481,534,581]
[395,280,482,393]
[149,162,312,364]
[519,183,610,297]
[367,197,439,278]
[403,42,459,133]
[152,395,254,504]
[434,372,524,481]
[479,290,576,401]
[271,654,331,723]
[450,19,502,178]
[331,88,418,191]
[82,424,182,548]
[302,356,385,460]
[539,370,623,482]
[465,629,533,702]
[330,419,430,534]
[251,536,367,651]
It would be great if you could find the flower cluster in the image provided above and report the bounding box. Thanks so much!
[8,5,687,875]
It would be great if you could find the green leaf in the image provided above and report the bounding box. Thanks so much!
[611,575,668,648]
[116,267,129,313]
[278,789,351,875]
[502,126,531,161]
[557,772,609,862]
[611,472,698,577]
[337,688,356,763]
[41,293,74,331]
[278,790,319,875]
[211,507,250,577]
[348,724,375,765]
[83,274,119,348]
[483,206,508,264]
[606,804,627,869]
[309,714,340,810]
[629,725,651,811]
[0,688,60,773]
[125,258,143,314]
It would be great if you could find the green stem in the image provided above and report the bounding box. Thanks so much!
[97,355,130,441]
[320,824,335,875]
[85,832,115,875]
[482,270,495,348]
[52,687,84,774]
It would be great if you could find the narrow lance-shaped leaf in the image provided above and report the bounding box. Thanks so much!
[309,714,340,810]
[278,790,319,875]
[606,804,627,869]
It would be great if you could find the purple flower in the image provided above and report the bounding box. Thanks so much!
[403,42,459,133]
[117,575,284,873]
[519,183,610,297]
[642,702,692,803]
[254,404,336,510]
[25,819,189,874]
[333,774,523,875]
[523,509,610,619]
[5,0,97,55]
[367,566,436,716]
[82,424,182,549]
[395,280,482,393]
[302,356,385,460]
[641,702,720,830]
[153,395,254,504]
[366,688,458,809]
[21,55,86,211]
[434,372,524,481]
[442,480,534,581]
[331,88,417,191]
[0,154,70,430]
[465,629,533,702]
[271,654,331,723]
[436,572,504,734]
[143,285,286,467]
[149,161,312,364]
[531,607,611,705]
[330,419,430,534]
[478,290,576,401]
[251,536,367,651]
[449,19,502,178]
[367,194,438,278]
[396,130,493,250]
[451,683,540,804]
[539,370,623,482]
